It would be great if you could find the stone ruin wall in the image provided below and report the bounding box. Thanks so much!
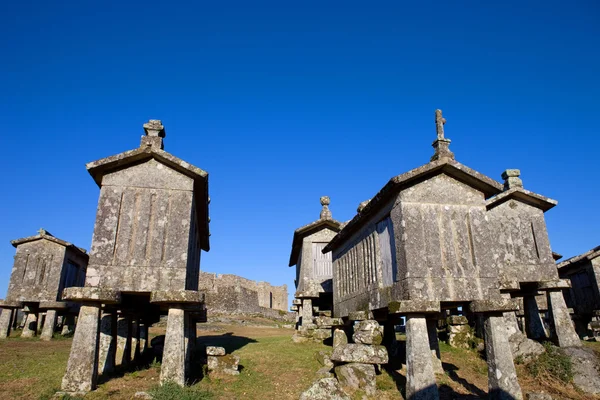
[198,271,289,316]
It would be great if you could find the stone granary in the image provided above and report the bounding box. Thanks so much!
[0,229,88,341]
[558,246,600,337]
[60,120,210,394]
[289,197,342,329]
[322,110,579,400]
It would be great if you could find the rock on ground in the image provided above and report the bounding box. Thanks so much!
[331,344,388,364]
[334,362,376,396]
[352,320,383,345]
[563,346,600,395]
[509,333,545,362]
[333,329,348,348]
[315,350,334,368]
[299,378,351,400]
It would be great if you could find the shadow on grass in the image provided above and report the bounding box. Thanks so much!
[196,332,257,354]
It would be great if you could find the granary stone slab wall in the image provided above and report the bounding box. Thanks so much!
[198,271,288,313]
[86,159,201,292]
[487,200,557,284]
[297,228,338,294]
[7,238,88,303]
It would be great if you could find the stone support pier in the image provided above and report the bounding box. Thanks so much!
[0,308,13,339]
[406,315,439,400]
[547,289,580,347]
[427,317,444,374]
[160,307,189,386]
[139,322,148,355]
[131,319,140,362]
[301,298,313,326]
[61,315,76,336]
[61,304,102,393]
[116,315,132,367]
[98,312,117,375]
[523,294,547,340]
[471,300,523,400]
[21,311,38,338]
[40,310,57,341]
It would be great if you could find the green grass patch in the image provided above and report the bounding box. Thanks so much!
[526,342,573,383]
[149,382,212,400]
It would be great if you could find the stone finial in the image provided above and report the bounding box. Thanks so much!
[320,196,332,220]
[357,199,370,213]
[430,109,454,162]
[141,120,165,150]
[38,228,47,236]
[501,169,523,190]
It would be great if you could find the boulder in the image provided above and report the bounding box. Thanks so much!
[334,362,376,396]
[316,366,334,379]
[447,324,472,349]
[207,354,240,376]
[206,346,226,356]
[315,350,334,368]
[563,347,600,395]
[333,329,348,349]
[313,328,333,341]
[299,378,350,400]
[352,320,383,345]
[330,344,388,364]
[509,333,544,362]
[292,334,309,343]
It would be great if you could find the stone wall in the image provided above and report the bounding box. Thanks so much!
[198,271,288,314]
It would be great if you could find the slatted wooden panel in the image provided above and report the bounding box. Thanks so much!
[376,217,397,286]
[313,242,332,277]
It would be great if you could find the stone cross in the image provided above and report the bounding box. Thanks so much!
[435,109,446,140]
[320,196,332,220]
[143,120,166,138]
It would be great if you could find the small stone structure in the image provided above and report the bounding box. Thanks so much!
[288,197,341,338]
[558,246,600,337]
[322,110,580,400]
[197,271,288,317]
[60,120,210,394]
[206,346,240,375]
[0,229,88,340]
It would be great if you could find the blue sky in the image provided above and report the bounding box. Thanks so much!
[1,1,598,306]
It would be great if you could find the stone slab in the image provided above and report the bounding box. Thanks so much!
[0,300,23,308]
[39,301,70,310]
[63,287,121,304]
[469,299,519,313]
[330,343,388,364]
[537,280,571,290]
[388,300,441,314]
[207,346,226,356]
[150,290,204,304]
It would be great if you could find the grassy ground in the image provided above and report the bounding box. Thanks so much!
[0,323,599,399]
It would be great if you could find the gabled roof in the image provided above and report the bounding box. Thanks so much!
[288,218,342,267]
[486,187,557,212]
[323,158,503,253]
[557,245,600,271]
[11,229,88,258]
[86,146,210,252]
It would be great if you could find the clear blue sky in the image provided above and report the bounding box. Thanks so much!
[1,1,598,307]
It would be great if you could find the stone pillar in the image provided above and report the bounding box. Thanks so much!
[61,315,75,336]
[11,308,19,330]
[427,318,444,374]
[139,322,148,355]
[21,312,38,338]
[301,299,313,326]
[160,307,188,386]
[297,304,303,327]
[186,313,197,368]
[98,312,117,375]
[547,290,580,347]
[0,309,13,339]
[524,295,547,340]
[116,315,132,367]
[61,305,101,393]
[131,319,140,362]
[483,314,523,400]
[501,293,520,337]
[40,309,57,341]
[405,315,439,400]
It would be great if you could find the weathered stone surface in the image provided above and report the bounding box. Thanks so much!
[133,391,153,399]
[484,315,523,400]
[299,378,350,400]
[524,295,548,340]
[21,312,38,338]
[314,350,333,368]
[563,347,600,395]
[98,312,116,375]
[406,316,439,400]
[537,280,571,290]
[160,308,187,386]
[0,309,13,339]
[61,305,101,392]
[40,309,57,341]
[352,320,383,345]
[116,316,132,367]
[448,323,473,349]
[547,290,580,348]
[509,333,544,362]
[330,344,388,364]
[62,287,121,303]
[207,354,240,375]
[388,300,440,315]
[313,328,333,341]
[292,333,309,343]
[470,299,519,313]
[207,346,226,356]
[333,329,348,349]
[316,366,334,379]
[61,315,75,336]
[334,363,376,396]
[315,316,344,328]
[150,290,204,304]
[427,318,444,374]
[348,311,371,321]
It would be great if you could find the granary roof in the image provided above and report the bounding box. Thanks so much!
[557,245,600,271]
[323,157,504,253]
[11,228,88,257]
[485,187,557,212]
[85,120,210,251]
[289,197,342,267]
